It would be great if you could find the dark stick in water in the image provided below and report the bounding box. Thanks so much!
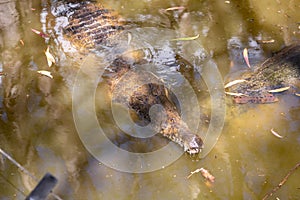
[262,161,300,200]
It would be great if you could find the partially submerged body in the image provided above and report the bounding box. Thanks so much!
[227,43,300,104]
[53,1,203,154]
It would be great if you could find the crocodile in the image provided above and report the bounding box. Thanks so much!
[53,1,203,154]
[226,43,300,104]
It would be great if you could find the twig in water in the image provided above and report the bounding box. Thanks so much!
[262,161,300,200]
[0,148,63,200]
[0,148,38,182]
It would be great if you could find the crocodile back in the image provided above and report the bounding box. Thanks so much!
[62,1,124,50]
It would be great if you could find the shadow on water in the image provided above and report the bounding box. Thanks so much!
[0,0,299,199]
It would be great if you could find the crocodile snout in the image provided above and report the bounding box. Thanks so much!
[184,135,203,155]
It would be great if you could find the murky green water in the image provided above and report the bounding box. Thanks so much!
[0,0,299,199]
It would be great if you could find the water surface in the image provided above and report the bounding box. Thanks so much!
[0,0,299,199]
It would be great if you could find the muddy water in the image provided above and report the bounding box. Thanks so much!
[0,0,299,199]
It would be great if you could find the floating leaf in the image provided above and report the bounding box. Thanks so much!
[45,47,55,67]
[200,168,215,183]
[224,79,246,88]
[187,168,215,183]
[270,128,283,139]
[37,70,53,79]
[165,6,185,11]
[171,34,200,41]
[31,28,41,35]
[268,86,290,93]
[19,39,24,46]
[225,92,248,97]
[243,48,251,68]
[261,39,275,44]
[295,93,300,96]
[31,28,49,38]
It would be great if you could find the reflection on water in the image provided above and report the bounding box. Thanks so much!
[0,0,299,199]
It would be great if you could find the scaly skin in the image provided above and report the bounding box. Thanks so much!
[228,43,300,104]
[55,1,203,154]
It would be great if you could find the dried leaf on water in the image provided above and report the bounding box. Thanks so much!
[165,6,185,11]
[37,70,53,79]
[171,34,199,41]
[261,39,275,44]
[225,92,248,97]
[200,168,215,183]
[224,79,246,88]
[31,28,49,38]
[270,128,283,139]
[268,86,290,93]
[19,39,24,46]
[45,47,55,67]
[187,168,215,183]
[243,48,251,68]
